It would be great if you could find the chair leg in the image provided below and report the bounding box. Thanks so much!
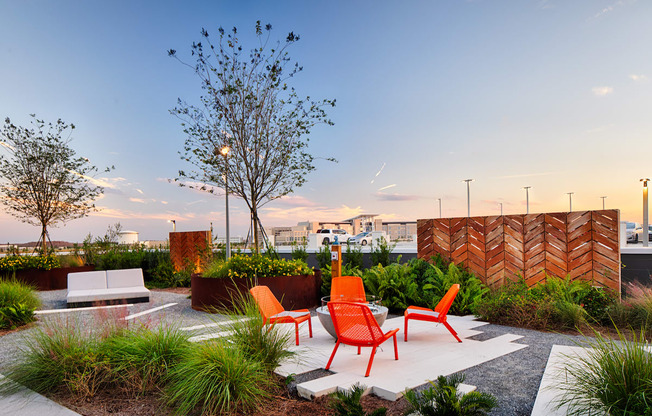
[443,321,462,343]
[365,346,377,377]
[325,340,341,370]
[393,334,398,360]
[357,346,361,355]
[308,316,313,338]
[294,322,300,345]
[404,315,409,342]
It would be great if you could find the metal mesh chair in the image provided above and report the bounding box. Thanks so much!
[404,283,462,343]
[325,301,399,377]
[331,275,366,303]
[250,285,312,345]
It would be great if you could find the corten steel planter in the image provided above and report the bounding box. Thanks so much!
[13,265,96,291]
[191,270,322,312]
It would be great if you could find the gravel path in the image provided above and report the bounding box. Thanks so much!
[0,292,590,416]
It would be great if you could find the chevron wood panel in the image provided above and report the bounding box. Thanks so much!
[170,230,211,272]
[416,209,621,293]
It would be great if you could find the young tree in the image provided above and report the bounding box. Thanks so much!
[0,115,107,253]
[169,21,335,253]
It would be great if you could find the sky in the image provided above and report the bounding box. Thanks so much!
[0,0,651,243]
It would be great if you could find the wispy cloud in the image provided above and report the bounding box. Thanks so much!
[129,197,146,204]
[370,162,386,184]
[584,124,615,134]
[377,184,396,192]
[274,194,320,208]
[375,192,420,202]
[495,172,556,179]
[630,74,648,82]
[135,188,144,194]
[262,204,365,223]
[592,86,614,96]
[589,0,635,20]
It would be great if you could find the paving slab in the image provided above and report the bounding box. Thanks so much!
[0,375,80,416]
[269,315,528,401]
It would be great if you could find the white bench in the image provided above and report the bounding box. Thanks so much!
[67,268,151,307]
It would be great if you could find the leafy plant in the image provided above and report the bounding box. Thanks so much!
[164,340,272,415]
[291,240,309,262]
[422,263,488,315]
[320,264,363,296]
[316,244,331,270]
[202,254,312,279]
[0,303,35,329]
[554,327,652,416]
[0,279,40,329]
[369,237,395,267]
[0,254,60,272]
[328,383,387,416]
[344,244,364,270]
[403,374,497,416]
[362,263,420,312]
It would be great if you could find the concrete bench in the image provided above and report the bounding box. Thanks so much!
[67,268,150,307]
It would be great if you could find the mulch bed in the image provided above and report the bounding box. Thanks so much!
[47,376,410,416]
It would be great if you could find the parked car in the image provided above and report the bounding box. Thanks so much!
[626,222,643,243]
[316,229,352,245]
[348,232,373,246]
[635,224,652,242]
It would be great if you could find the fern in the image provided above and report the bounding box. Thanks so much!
[329,384,387,416]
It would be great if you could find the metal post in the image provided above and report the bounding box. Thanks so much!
[524,186,531,214]
[567,192,574,212]
[225,162,231,260]
[463,179,473,217]
[642,179,650,247]
[499,202,503,216]
[438,198,442,218]
[600,196,607,210]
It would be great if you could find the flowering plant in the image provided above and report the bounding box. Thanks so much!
[0,254,60,272]
[203,254,313,279]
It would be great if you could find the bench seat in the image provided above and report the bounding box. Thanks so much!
[67,268,150,307]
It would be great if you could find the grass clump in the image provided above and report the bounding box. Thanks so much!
[555,327,652,415]
[403,374,497,416]
[328,383,387,416]
[165,340,272,415]
[0,279,40,329]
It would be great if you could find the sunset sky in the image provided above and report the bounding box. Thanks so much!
[1,0,651,243]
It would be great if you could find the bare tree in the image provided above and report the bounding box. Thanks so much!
[0,115,107,253]
[169,21,335,252]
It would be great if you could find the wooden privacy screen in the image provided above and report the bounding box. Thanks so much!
[169,231,211,272]
[417,210,620,292]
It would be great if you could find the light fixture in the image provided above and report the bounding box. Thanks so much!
[168,219,176,232]
[462,179,474,217]
[523,186,531,214]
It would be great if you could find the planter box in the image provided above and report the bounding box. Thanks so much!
[13,265,95,291]
[191,270,322,312]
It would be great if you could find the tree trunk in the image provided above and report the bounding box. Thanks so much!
[41,224,48,255]
[252,206,260,255]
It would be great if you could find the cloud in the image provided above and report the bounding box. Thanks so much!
[135,188,144,194]
[262,204,364,223]
[129,197,146,204]
[370,162,386,184]
[584,124,615,134]
[161,201,168,205]
[592,86,614,96]
[495,172,555,179]
[274,194,320,208]
[375,192,420,202]
[589,0,634,20]
[630,74,648,82]
[377,184,396,192]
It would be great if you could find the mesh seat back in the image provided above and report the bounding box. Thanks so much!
[250,285,284,321]
[331,276,367,302]
[328,301,383,344]
[434,284,460,318]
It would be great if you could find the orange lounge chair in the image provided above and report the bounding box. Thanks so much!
[404,283,462,343]
[249,285,312,346]
[325,301,399,377]
[331,275,366,302]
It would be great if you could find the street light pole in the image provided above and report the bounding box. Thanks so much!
[642,179,650,247]
[523,186,531,214]
[567,192,574,212]
[168,219,176,232]
[216,145,231,260]
[600,196,607,210]
[463,179,473,217]
[437,198,442,218]
[499,202,503,216]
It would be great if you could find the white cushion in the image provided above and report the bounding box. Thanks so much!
[67,287,150,303]
[67,271,107,291]
[272,311,309,319]
[106,268,144,288]
[406,308,440,318]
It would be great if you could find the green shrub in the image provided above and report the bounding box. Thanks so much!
[316,244,331,270]
[362,263,420,312]
[554,328,652,416]
[344,244,364,270]
[0,279,40,329]
[202,254,312,279]
[164,340,272,415]
[421,263,488,315]
[102,325,190,395]
[290,241,309,263]
[328,383,387,416]
[403,374,497,416]
[369,237,395,267]
[149,257,191,288]
[0,254,60,272]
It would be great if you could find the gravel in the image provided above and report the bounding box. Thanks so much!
[0,292,590,416]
